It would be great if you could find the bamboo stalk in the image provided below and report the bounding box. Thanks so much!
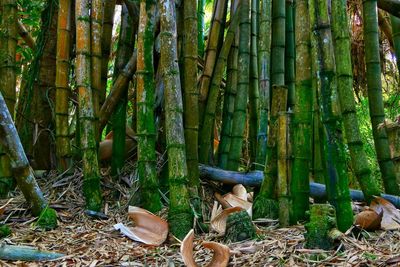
[55,0,72,171]
[199,6,241,164]
[285,0,295,109]
[331,0,382,202]
[76,0,103,211]
[248,0,260,165]
[135,0,162,212]
[218,0,240,169]
[160,0,193,239]
[226,0,251,171]
[362,0,400,195]
[255,0,272,170]
[309,0,353,231]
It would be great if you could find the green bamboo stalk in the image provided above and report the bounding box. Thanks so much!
[253,85,287,219]
[135,0,162,212]
[362,0,400,195]
[76,0,102,211]
[249,0,260,165]
[0,0,17,197]
[198,0,228,122]
[199,6,241,164]
[183,0,201,218]
[309,0,353,231]
[331,0,381,202]
[160,0,193,239]
[271,0,286,86]
[100,0,116,107]
[218,0,240,169]
[91,0,104,142]
[255,0,272,170]
[197,0,206,57]
[391,15,400,70]
[285,0,295,109]
[55,0,72,171]
[290,0,312,223]
[111,4,136,177]
[226,0,250,171]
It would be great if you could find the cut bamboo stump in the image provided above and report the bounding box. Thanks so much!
[304,204,342,250]
[225,210,256,242]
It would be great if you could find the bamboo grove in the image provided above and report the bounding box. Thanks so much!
[0,0,400,240]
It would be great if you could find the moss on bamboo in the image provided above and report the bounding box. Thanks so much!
[160,0,193,239]
[304,204,340,250]
[36,206,57,230]
[290,0,312,223]
[309,0,353,232]
[225,210,257,242]
[331,0,381,202]
[135,0,162,213]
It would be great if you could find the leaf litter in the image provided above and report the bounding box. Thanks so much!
[0,169,400,266]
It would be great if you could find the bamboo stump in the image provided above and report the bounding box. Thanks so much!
[225,210,256,242]
[304,204,341,250]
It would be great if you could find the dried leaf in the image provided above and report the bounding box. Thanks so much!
[113,206,168,245]
[354,209,382,231]
[232,185,247,201]
[210,207,242,235]
[370,197,400,230]
[202,241,230,267]
[180,229,197,267]
[223,193,252,217]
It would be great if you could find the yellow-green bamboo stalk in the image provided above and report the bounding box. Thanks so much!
[55,0,72,171]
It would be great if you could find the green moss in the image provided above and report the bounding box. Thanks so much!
[252,194,278,219]
[304,204,338,250]
[0,177,15,199]
[0,224,11,237]
[83,174,102,212]
[168,211,193,240]
[36,207,57,230]
[225,210,257,242]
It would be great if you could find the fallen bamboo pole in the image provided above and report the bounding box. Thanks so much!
[198,164,400,208]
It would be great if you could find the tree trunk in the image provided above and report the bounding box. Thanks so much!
[309,0,353,232]
[75,0,102,211]
[331,0,382,202]
[362,0,400,195]
[160,0,193,239]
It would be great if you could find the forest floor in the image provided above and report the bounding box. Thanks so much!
[0,168,400,266]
